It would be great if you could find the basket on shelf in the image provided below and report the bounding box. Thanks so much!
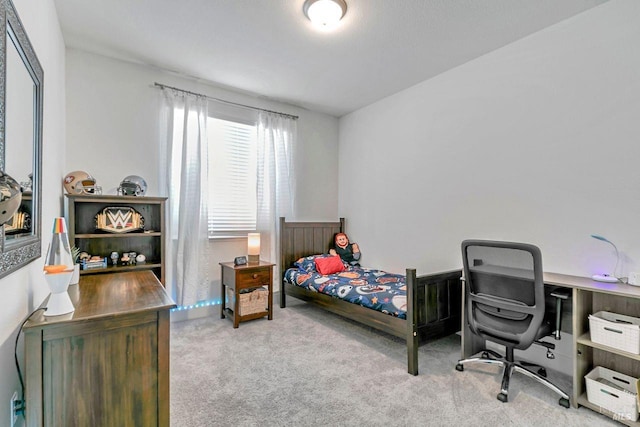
[585,366,639,421]
[227,287,268,316]
[588,311,640,354]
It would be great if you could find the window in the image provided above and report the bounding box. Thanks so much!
[166,99,299,241]
[207,117,257,237]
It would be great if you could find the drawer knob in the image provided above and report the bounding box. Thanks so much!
[252,273,258,279]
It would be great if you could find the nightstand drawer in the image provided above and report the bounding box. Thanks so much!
[237,269,271,289]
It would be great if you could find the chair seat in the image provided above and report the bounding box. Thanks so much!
[536,319,553,340]
[474,315,554,350]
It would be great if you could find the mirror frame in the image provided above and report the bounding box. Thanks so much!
[0,0,43,278]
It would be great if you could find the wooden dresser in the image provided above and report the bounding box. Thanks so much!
[23,271,176,427]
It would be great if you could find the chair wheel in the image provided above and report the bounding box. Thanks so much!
[538,368,547,377]
[455,363,464,372]
[497,392,508,403]
[559,397,570,408]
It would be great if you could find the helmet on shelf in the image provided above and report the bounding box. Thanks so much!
[0,171,22,225]
[63,171,100,195]
[118,175,147,196]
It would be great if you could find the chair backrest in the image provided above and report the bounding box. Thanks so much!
[461,240,546,350]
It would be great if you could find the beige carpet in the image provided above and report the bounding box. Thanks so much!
[170,297,616,426]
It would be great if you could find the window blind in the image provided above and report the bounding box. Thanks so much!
[207,117,257,237]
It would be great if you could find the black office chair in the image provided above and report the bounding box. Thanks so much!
[455,240,570,408]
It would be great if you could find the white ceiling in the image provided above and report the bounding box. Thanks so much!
[53,0,608,117]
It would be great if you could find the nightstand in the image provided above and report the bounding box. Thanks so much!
[220,261,274,328]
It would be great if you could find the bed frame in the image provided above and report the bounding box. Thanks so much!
[279,217,462,375]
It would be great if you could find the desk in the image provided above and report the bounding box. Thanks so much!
[461,272,640,426]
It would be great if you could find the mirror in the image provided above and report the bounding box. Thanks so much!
[0,0,43,278]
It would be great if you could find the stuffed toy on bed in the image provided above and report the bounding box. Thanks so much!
[329,232,361,266]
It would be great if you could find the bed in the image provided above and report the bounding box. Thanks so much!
[279,217,462,375]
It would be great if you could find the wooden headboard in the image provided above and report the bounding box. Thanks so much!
[279,217,344,278]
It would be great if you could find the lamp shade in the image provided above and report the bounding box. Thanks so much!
[248,233,260,264]
[44,217,74,273]
[591,234,611,243]
[43,217,75,316]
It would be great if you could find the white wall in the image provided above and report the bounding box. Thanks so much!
[338,0,640,279]
[65,50,340,305]
[1,0,66,425]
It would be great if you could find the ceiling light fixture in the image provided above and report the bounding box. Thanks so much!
[303,0,347,28]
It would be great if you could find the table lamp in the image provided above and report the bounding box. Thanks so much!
[247,233,260,264]
[590,234,619,283]
[43,217,75,316]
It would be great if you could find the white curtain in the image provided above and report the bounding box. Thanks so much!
[159,88,210,306]
[256,112,296,275]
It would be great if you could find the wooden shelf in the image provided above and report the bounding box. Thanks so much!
[80,263,162,275]
[223,307,269,322]
[577,394,640,426]
[577,332,640,361]
[573,289,640,425]
[75,232,162,238]
[65,194,167,285]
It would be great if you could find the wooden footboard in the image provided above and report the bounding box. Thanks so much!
[407,268,462,375]
[279,217,462,375]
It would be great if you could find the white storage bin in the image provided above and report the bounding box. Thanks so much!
[585,366,639,421]
[589,311,640,354]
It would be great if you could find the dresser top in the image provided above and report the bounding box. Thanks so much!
[219,260,275,270]
[25,271,176,328]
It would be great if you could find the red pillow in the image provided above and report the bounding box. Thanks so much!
[314,255,345,275]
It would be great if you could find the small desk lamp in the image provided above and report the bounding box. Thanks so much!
[590,234,619,283]
[247,233,260,264]
[43,217,76,316]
